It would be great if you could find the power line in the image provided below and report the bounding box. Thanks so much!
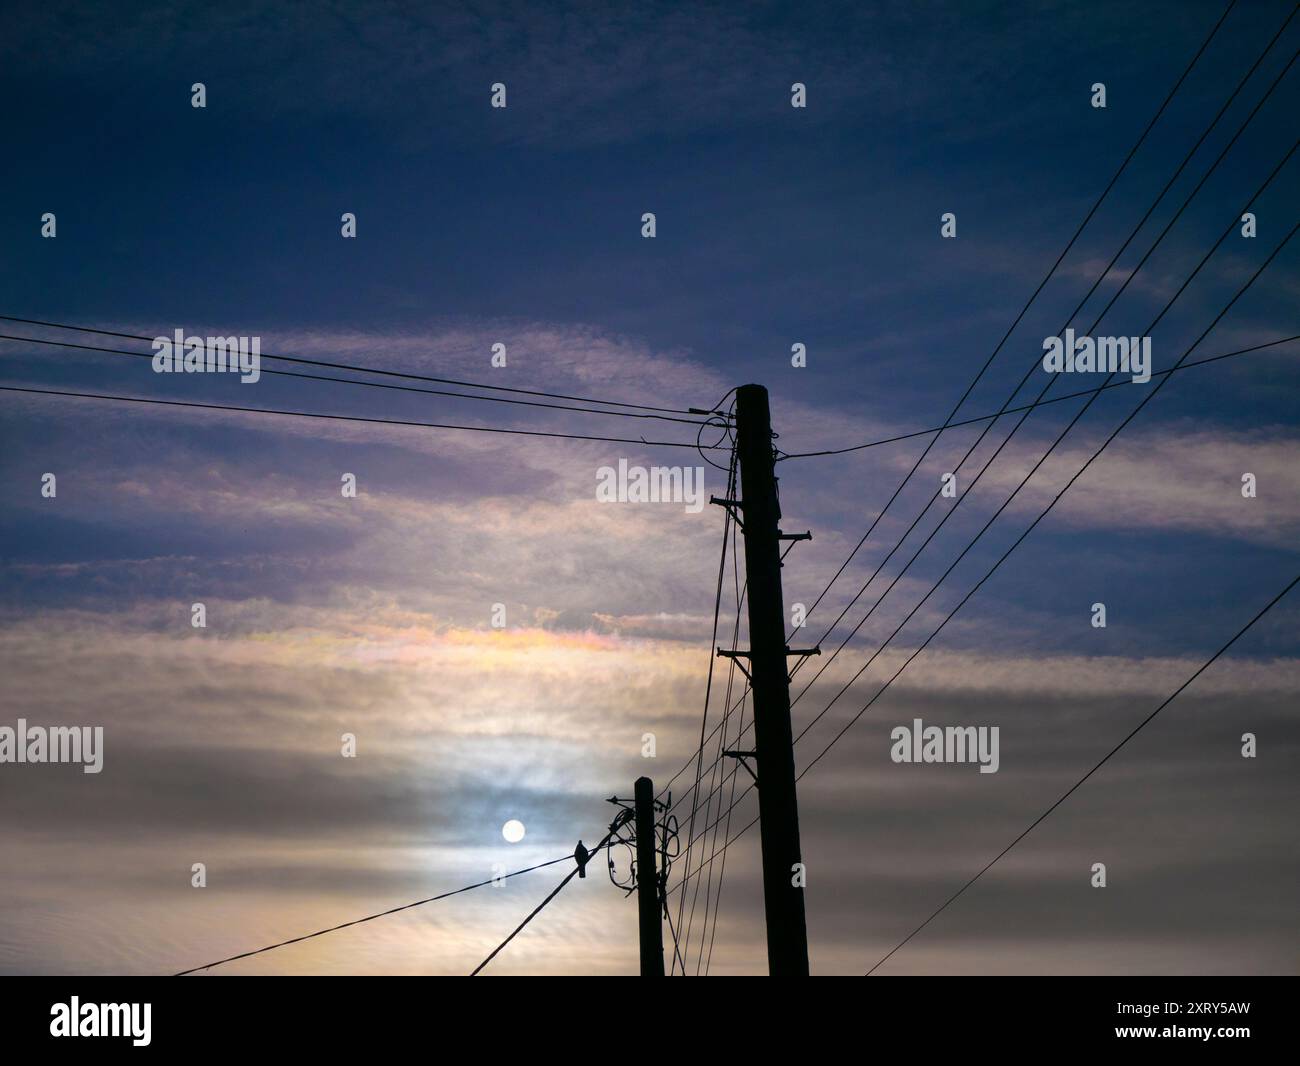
[673,442,739,964]
[668,209,1298,895]
[682,514,748,972]
[469,868,582,976]
[661,17,1297,826]
[768,0,1243,639]
[470,822,625,975]
[665,347,1296,824]
[778,335,1300,459]
[0,313,699,415]
[0,384,727,451]
[866,570,1300,975]
[796,216,1299,781]
[702,538,748,974]
[671,340,1300,824]
[0,332,713,427]
[173,853,575,976]
[783,12,1295,471]
[781,50,1300,739]
[699,524,749,973]
[663,898,688,974]
[773,6,1296,731]
[666,4,1289,810]
[668,808,759,901]
[676,114,1294,832]
[610,0,1264,819]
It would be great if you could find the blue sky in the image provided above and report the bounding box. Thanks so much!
[1,0,1297,975]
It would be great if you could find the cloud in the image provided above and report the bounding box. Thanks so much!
[969,424,1300,546]
[4,581,1295,974]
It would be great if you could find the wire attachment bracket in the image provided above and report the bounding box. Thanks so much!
[709,495,744,528]
[723,749,759,786]
[716,648,753,682]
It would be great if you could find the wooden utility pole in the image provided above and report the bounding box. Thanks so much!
[634,775,664,976]
[733,383,810,975]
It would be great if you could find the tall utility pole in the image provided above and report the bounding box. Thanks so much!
[733,383,810,976]
[634,775,664,976]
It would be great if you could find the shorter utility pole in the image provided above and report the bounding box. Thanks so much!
[634,776,664,976]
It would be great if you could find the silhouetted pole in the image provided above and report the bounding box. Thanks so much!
[634,775,664,976]
[734,383,810,976]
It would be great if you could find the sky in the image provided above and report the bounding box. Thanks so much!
[0,0,1297,976]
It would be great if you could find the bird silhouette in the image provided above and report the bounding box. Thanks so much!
[574,840,590,878]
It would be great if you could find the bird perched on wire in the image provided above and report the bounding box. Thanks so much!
[574,840,590,878]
